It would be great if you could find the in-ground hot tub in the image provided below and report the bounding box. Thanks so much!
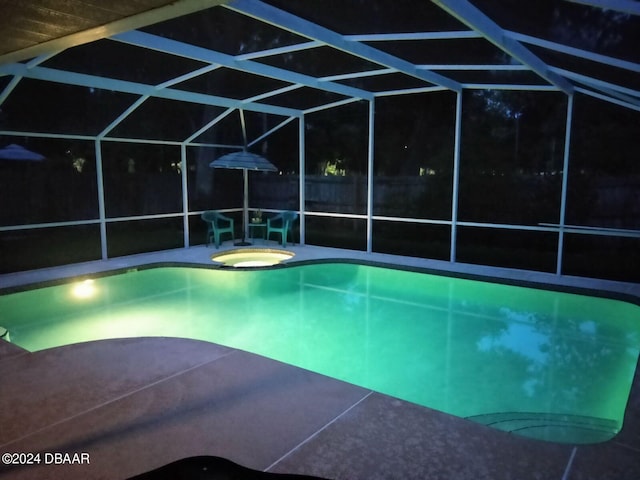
[211,248,295,267]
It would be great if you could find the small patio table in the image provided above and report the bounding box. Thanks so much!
[248,222,267,244]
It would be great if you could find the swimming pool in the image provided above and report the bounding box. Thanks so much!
[1,263,639,444]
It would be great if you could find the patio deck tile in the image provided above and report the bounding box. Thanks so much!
[0,339,369,480]
[270,392,575,480]
[0,337,233,445]
[0,338,27,361]
[567,442,640,480]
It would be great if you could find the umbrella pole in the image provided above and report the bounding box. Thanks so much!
[243,168,249,242]
[235,168,252,246]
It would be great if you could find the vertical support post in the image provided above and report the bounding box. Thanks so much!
[557,94,574,276]
[298,114,305,245]
[366,99,375,253]
[94,139,108,260]
[180,143,189,248]
[450,92,463,263]
[243,168,249,241]
[240,109,250,242]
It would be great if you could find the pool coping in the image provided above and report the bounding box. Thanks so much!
[3,244,639,293]
[3,252,640,308]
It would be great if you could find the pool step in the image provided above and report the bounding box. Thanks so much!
[466,411,619,444]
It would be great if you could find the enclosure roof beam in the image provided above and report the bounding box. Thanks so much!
[234,41,322,61]
[99,64,222,140]
[241,84,303,105]
[550,66,640,105]
[0,76,21,107]
[374,86,450,98]
[303,97,362,115]
[320,69,396,82]
[344,31,483,42]
[506,31,640,74]
[575,87,640,112]
[247,116,296,148]
[99,96,150,139]
[417,64,528,71]
[563,0,640,15]
[113,30,373,101]
[578,83,640,109]
[0,62,300,118]
[462,84,560,91]
[225,0,462,92]
[155,64,223,90]
[432,0,574,94]
[185,108,236,143]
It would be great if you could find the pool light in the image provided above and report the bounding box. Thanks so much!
[72,279,97,299]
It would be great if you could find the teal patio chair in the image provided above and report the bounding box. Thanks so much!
[267,210,298,247]
[201,211,235,248]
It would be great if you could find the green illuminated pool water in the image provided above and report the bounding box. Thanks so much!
[2,263,639,444]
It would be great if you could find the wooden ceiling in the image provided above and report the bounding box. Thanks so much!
[0,0,227,64]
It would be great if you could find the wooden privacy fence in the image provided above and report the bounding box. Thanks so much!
[251,174,431,215]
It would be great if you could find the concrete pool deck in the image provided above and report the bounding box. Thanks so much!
[1,244,640,479]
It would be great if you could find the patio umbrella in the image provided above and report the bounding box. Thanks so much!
[0,143,45,161]
[209,150,278,245]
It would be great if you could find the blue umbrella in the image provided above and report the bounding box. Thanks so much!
[209,151,278,172]
[209,151,278,245]
[0,144,45,161]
